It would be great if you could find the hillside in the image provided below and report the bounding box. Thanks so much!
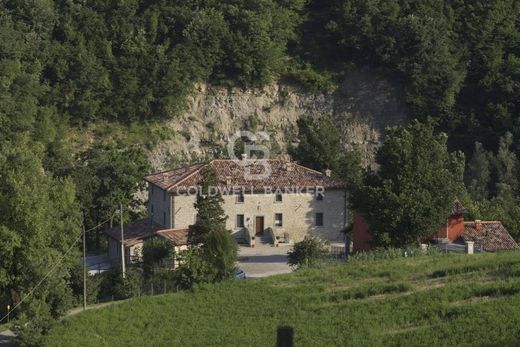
[44,252,520,346]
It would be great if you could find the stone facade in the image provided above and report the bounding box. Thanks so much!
[164,188,348,243]
[148,183,172,228]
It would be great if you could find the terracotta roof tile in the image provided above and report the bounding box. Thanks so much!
[105,219,162,246]
[106,220,190,246]
[144,163,205,191]
[156,228,189,246]
[461,221,519,252]
[144,159,345,193]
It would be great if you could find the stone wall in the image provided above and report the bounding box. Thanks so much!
[148,183,172,228]
[172,189,347,243]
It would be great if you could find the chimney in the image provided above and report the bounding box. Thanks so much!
[324,169,332,177]
[241,153,248,161]
[474,220,482,231]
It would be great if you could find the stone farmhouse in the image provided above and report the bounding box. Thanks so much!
[106,157,348,263]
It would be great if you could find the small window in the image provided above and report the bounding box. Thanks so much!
[275,213,283,227]
[316,192,324,201]
[315,213,324,226]
[163,190,166,201]
[151,185,154,196]
[236,192,244,203]
[151,204,154,214]
[236,214,245,228]
[163,212,166,225]
[275,192,283,202]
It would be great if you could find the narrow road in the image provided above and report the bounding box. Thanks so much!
[238,243,293,278]
[0,329,15,347]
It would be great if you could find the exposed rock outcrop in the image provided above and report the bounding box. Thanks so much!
[150,68,408,170]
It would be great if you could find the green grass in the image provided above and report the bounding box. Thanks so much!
[44,252,520,346]
[0,321,12,332]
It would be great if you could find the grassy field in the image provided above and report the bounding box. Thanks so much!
[44,252,520,346]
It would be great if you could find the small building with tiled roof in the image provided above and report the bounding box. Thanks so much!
[144,157,348,244]
[461,221,519,252]
[106,219,189,264]
[430,200,519,252]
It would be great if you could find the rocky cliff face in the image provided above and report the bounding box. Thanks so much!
[150,68,408,170]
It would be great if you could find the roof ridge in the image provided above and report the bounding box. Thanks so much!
[157,228,189,233]
[144,162,205,181]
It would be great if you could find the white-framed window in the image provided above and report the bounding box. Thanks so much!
[275,192,283,203]
[236,214,245,228]
[274,213,283,227]
[315,212,324,226]
[236,192,244,203]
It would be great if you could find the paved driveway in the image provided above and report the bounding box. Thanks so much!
[237,244,293,278]
[0,329,15,347]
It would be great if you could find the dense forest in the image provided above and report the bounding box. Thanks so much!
[1,0,520,343]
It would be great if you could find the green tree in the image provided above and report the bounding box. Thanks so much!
[0,140,82,343]
[204,226,239,282]
[289,114,340,171]
[188,166,228,244]
[355,121,465,246]
[337,147,364,193]
[493,132,519,194]
[142,239,174,279]
[184,165,237,285]
[465,142,492,201]
[74,143,150,249]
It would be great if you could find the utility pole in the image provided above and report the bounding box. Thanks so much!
[120,202,126,279]
[83,225,87,311]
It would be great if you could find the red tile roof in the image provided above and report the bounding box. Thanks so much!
[105,219,162,246]
[156,228,189,246]
[144,163,206,191]
[144,159,345,193]
[461,221,519,252]
[106,220,190,246]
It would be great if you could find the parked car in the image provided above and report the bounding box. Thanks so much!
[235,268,246,280]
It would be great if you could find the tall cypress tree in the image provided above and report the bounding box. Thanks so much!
[187,165,237,281]
[188,166,227,244]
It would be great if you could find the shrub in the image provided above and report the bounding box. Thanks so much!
[172,247,216,290]
[287,237,327,269]
[99,268,143,300]
[142,239,174,279]
[69,263,102,306]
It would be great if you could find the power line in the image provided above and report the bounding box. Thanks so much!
[0,214,116,324]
